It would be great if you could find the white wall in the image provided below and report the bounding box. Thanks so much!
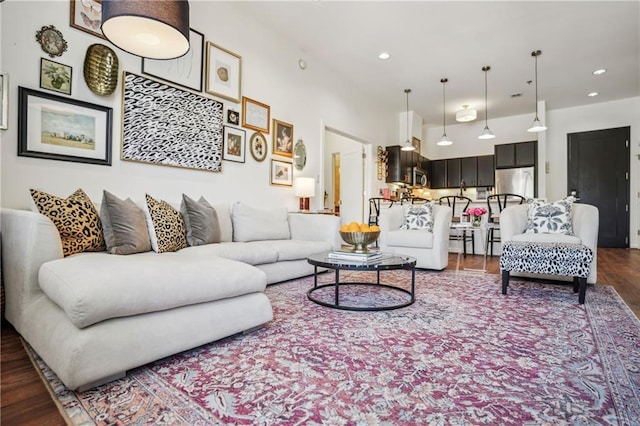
[424,97,640,248]
[0,1,394,210]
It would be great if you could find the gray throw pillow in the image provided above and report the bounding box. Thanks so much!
[181,194,221,246]
[100,191,151,255]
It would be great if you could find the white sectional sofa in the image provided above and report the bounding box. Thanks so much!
[1,202,340,390]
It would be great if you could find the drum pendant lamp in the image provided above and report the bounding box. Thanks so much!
[101,0,190,60]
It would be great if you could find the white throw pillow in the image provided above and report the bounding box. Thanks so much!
[400,202,434,233]
[525,197,574,235]
[231,202,291,242]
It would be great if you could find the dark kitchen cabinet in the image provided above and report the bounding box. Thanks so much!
[476,155,495,187]
[446,158,461,188]
[495,141,536,168]
[385,146,419,184]
[515,142,536,166]
[460,157,478,187]
[430,160,447,189]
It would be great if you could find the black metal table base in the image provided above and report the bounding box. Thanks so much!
[307,266,415,311]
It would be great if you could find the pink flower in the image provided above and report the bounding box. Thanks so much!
[465,207,487,217]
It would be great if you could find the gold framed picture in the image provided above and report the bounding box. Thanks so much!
[241,96,270,134]
[272,119,293,158]
[270,159,292,186]
[205,41,241,103]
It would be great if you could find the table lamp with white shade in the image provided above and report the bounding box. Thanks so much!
[294,177,315,211]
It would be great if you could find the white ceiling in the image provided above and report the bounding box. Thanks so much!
[230,1,640,126]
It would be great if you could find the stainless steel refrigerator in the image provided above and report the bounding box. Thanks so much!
[494,167,535,198]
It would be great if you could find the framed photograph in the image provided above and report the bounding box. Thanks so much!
[227,109,239,125]
[122,72,224,172]
[223,126,245,163]
[241,96,270,133]
[35,25,68,58]
[142,28,204,92]
[205,41,241,103]
[18,87,112,165]
[40,58,72,95]
[270,159,293,187]
[272,119,294,158]
[0,72,8,130]
[249,131,267,162]
[69,0,105,39]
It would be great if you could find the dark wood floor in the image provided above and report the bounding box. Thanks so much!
[2,248,639,424]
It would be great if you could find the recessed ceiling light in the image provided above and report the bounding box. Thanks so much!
[588,92,599,97]
[593,69,607,75]
[378,52,390,60]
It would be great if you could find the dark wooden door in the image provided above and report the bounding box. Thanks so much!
[568,127,630,248]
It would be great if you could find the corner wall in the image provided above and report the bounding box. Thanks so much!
[0,1,394,210]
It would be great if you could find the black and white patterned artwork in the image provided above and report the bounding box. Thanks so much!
[122,72,223,172]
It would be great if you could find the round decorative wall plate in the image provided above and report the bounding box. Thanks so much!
[35,25,68,58]
[249,131,267,162]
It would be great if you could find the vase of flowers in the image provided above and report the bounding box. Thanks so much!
[465,207,487,227]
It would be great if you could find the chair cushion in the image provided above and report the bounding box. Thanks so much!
[512,232,581,244]
[386,229,434,249]
[525,198,574,235]
[400,202,434,232]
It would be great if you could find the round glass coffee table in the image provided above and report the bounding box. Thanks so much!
[306,252,416,311]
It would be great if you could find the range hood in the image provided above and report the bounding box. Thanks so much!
[398,111,423,146]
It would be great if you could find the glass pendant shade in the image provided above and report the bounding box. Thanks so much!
[437,134,453,146]
[401,88,415,151]
[527,50,547,132]
[478,65,495,140]
[478,125,496,140]
[527,117,547,132]
[101,0,190,60]
[438,78,452,146]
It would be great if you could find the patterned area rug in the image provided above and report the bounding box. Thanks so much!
[29,271,640,425]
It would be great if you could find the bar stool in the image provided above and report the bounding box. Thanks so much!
[439,195,474,256]
[368,197,395,226]
[486,193,526,256]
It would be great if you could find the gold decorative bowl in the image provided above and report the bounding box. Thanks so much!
[83,43,119,96]
[340,231,380,253]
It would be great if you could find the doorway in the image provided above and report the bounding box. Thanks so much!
[567,126,630,247]
[324,128,368,225]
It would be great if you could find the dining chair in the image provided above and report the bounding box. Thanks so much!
[486,193,527,256]
[439,195,474,256]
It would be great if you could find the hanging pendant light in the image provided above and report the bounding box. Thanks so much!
[478,66,496,140]
[101,0,190,60]
[401,88,415,151]
[437,78,452,146]
[527,50,547,132]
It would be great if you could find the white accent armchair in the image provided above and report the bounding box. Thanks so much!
[378,204,452,270]
[500,203,599,284]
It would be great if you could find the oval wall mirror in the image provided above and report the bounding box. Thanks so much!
[294,139,307,170]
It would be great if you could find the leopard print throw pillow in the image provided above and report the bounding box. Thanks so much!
[30,188,105,257]
[144,194,187,253]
